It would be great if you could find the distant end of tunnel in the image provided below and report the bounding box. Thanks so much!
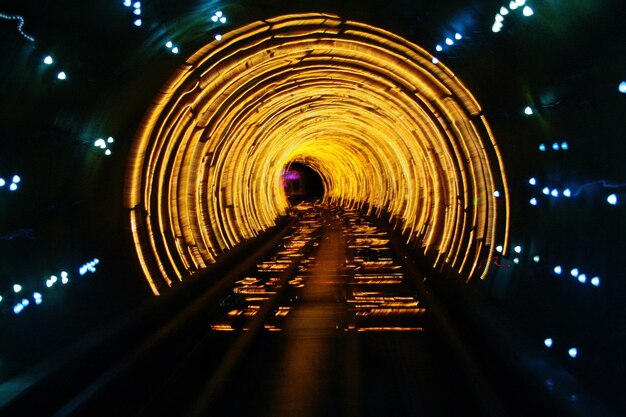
[124,13,510,295]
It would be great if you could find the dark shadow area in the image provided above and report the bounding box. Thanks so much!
[283,162,325,205]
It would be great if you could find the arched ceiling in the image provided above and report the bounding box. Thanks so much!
[125,14,509,294]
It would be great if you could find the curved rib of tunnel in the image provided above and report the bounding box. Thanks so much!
[125,13,509,295]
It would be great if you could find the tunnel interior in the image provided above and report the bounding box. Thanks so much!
[0,0,625,415]
[282,162,325,205]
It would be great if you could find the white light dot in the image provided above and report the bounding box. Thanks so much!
[509,1,519,10]
[530,197,538,206]
[513,257,520,264]
[551,189,559,197]
[619,81,626,94]
[51,275,58,283]
[591,276,600,287]
[33,292,42,300]
[107,137,114,144]
[539,144,546,151]
[522,6,534,16]
[165,41,173,48]
[578,274,587,284]
[216,11,223,17]
[533,255,540,263]
[0,295,2,302]
[57,71,67,80]
[46,280,53,288]
[454,33,462,40]
[211,15,218,22]
[123,0,131,6]
[134,19,142,27]
[544,338,553,348]
[43,55,53,65]
[495,14,504,23]
[445,37,454,45]
[21,298,29,306]
[570,268,579,277]
[61,271,68,278]
[13,284,22,293]
[496,245,503,253]
[9,183,18,191]
[542,187,550,195]
[431,57,439,64]
[524,106,533,115]
[500,6,509,15]
[552,142,560,150]
[220,16,227,24]
[0,178,4,187]
[94,138,105,148]
[62,276,69,284]
[493,190,501,197]
[554,266,562,275]
[12,175,20,184]
[607,194,618,205]
[105,149,112,156]
[492,22,503,33]
[515,0,526,6]
[435,44,442,52]
[514,245,522,253]
[215,34,222,41]
[568,348,578,358]
[563,189,572,197]
[529,178,537,185]
[134,8,141,16]
[133,1,141,8]
[561,141,569,150]
[171,47,179,54]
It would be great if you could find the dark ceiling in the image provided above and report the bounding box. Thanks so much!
[0,0,625,410]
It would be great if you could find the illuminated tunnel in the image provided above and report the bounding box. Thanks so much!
[125,13,509,294]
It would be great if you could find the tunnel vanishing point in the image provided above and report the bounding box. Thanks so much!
[124,13,510,295]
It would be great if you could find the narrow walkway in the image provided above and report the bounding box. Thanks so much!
[266,213,346,417]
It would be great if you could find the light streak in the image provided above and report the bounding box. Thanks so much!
[0,13,35,43]
[125,13,510,293]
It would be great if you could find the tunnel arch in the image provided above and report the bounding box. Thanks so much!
[124,13,510,295]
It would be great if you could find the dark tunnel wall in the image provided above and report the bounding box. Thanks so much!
[0,0,625,411]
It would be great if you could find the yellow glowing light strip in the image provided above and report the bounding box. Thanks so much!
[124,13,509,293]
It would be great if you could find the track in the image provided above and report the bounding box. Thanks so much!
[0,205,509,416]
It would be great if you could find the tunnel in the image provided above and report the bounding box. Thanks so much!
[0,1,625,416]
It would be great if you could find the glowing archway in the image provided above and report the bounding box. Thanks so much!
[125,13,509,295]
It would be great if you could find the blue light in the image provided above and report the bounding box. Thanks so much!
[563,188,571,197]
[551,189,559,197]
[539,144,546,152]
[561,142,569,150]
[568,348,578,358]
[530,197,538,206]
[570,268,579,277]
[544,338,553,348]
[35,298,43,305]
[0,178,4,187]
[33,292,42,299]
[554,266,562,275]
[522,6,534,16]
[591,276,600,287]
[529,177,537,185]
[552,142,560,150]
[578,274,587,284]
[619,81,626,94]
[13,304,24,314]
[435,44,442,52]
[21,298,29,307]
[542,187,550,195]
[607,194,618,205]
[445,37,454,46]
